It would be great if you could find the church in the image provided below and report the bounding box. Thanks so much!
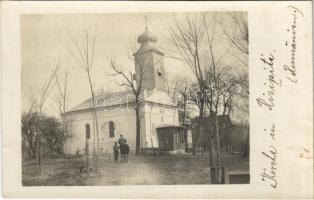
[64,26,187,155]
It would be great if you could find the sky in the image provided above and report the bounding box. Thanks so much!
[21,12,248,122]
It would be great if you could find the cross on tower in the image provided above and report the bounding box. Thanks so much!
[144,15,148,30]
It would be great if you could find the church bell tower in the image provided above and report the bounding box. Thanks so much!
[133,26,166,92]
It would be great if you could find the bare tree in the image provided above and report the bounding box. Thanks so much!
[68,29,100,174]
[52,58,72,156]
[22,95,38,160]
[168,76,192,150]
[33,65,58,173]
[220,12,250,156]
[219,12,248,65]
[166,12,248,183]
[203,13,250,180]
[109,52,145,154]
[177,81,191,151]
[219,12,249,158]
[165,13,209,155]
[205,66,246,151]
[235,72,249,157]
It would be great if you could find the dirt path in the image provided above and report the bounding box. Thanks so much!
[22,153,249,185]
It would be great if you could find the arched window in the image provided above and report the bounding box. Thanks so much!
[109,121,115,138]
[85,123,90,139]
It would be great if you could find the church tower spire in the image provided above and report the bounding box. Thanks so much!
[134,22,166,92]
[144,15,148,30]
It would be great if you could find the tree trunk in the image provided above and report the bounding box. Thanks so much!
[209,138,217,183]
[243,134,249,157]
[135,103,141,155]
[86,137,90,176]
[94,111,99,176]
[209,138,215,166]
[86,70,99,175]
[184,129,188,152]
[29,144,36,159]
[214,114,221,165]
[192,100,204,155]
[36,134,41,174]
[182,94,188,152]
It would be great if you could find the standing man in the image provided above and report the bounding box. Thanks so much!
[118,134,127,146]
[113,142,119,163]
[118,134,126,163]
[123,141,130,163]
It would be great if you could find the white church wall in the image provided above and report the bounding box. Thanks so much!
[142,103,179,148]
[64,107,136,155]
[64,101,179,154]
[64,112,95,155]
[142,107,157,148]
[97,108,136,154]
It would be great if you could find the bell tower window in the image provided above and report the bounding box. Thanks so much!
[157,64,163,78]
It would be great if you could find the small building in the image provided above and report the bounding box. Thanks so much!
[156,125,186,154]
[191,115,249,153]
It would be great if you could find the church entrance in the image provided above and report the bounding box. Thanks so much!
[156,125,186,153]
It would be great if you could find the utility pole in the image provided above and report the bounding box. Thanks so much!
[86,124,90,176]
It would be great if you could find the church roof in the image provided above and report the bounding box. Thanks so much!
[68,90,135,113]
[66,89,176,114]
[134,27,164,56]
[155,124,185,129]
[137,27,158,43]
[135,43,164,56]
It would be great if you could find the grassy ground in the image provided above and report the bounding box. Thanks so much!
[22,153,249,186]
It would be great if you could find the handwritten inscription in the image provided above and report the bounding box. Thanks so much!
[257,5,303,189]
[261,145,278,188]
[256,53,282,111]
[283,6,304,83]
[264,123,276,140]
[260,123,278,188]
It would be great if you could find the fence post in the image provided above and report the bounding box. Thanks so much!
[210,167,217,184]
[223,167,229,184]
[85,124,90,176]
